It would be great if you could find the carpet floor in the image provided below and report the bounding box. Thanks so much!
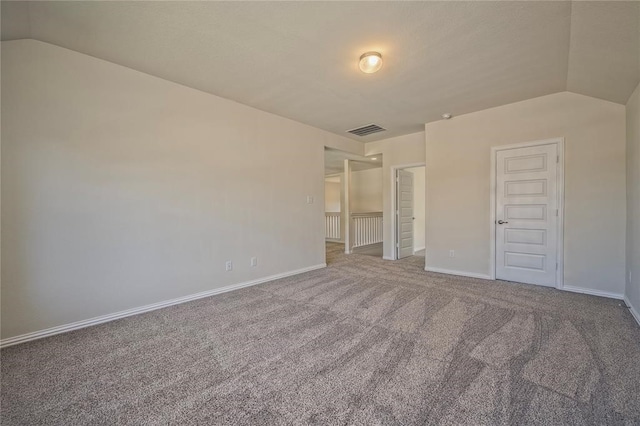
[2,242,639,425]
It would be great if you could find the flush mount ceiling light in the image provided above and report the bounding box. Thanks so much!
[359,52,383,74]
[371,157,377,160]
[442,113,453,120]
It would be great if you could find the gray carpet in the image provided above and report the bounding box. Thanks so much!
[351,242,383,257]
[2,242,639,425]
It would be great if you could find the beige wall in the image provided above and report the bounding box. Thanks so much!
[350,168,382,213]
[425,92,627,295]
[365,132,426,259]
[0,40,363,340]
[626,83,640,317]
[406,167,426,252]
[324,169,383,213]
[324,180,341,212]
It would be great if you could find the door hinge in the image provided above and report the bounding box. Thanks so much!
[396,243,399,248]
[396,210,399,215]
[556,263,558,271]
[557,155,559,163]
[556,209,559,216]
[396,177,399,183]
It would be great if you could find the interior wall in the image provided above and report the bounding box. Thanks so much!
[0,39,364,340]
[425,91,626,296]
[405,167,426,252]
[365,132,426,259]
[350,168,382,213]
[324,180,341,212]
[626,83,640,319]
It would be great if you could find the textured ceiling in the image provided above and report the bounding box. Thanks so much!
[2,1,638,142]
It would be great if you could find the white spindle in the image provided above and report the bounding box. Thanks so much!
[325,213,341,240]
[349,212,383,248]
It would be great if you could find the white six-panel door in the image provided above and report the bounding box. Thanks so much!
[495,143,559,287]
[397,170,414,259]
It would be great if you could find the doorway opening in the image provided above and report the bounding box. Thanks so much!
[324,148,383,261]
[392,165,426,260]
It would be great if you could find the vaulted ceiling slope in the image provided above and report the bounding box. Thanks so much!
[2,1,638,142]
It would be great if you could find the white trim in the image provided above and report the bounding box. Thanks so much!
[413,246,426,254]
[0,263,327,349]
[343,159,352,254]
[422,268,627,303]
[390,162,426,261]
[489,138,565,289]
[561,285,623,300]
[555,140,565,289]
[424,266,492,280]
[624,296,640,326]
[382,256,395,261]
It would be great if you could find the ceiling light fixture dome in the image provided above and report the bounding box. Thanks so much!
[359,52,383,74]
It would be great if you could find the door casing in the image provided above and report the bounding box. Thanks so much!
[390,162,425,260]
[397,169,415,259]
[489,138,565,288]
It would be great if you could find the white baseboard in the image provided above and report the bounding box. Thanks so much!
[624,295,640,326]
[561,285,623,300]
[424,266,491,280]
[383,256,395,261]
[413,246,426,254]
[0,263,327,349]
[421,268,629,305]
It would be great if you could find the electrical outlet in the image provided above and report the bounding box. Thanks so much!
[251,257,258,267]
[449,250,455,258]
[225,261,233,272]
[306,195,314,204]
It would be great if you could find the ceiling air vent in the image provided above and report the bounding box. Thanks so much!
[347,124,386,137]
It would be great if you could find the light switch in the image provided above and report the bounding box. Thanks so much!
[307,195,314,204]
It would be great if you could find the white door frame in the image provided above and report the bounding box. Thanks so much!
[390,162,426,260]
[489,137,565,288]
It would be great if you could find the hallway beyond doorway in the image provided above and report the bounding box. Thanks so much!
[327,242,422,263]
[352,243,383,257]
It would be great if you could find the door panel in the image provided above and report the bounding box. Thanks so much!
[505,229,546,245]
[504,252,545,270]
[504,155,547,173]
[505,180,547,196]
[496,144,558,286]
[397,170,414,259]
[504,204,547,220]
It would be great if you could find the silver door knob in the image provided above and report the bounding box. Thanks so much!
[497,220,509,224]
